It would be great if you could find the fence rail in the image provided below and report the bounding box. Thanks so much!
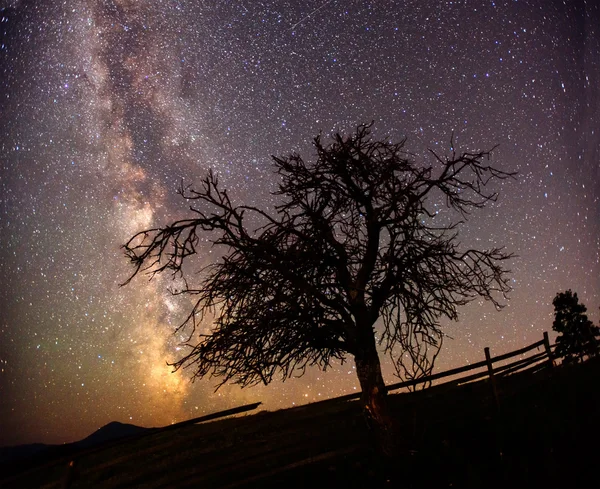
[388,332,553,394]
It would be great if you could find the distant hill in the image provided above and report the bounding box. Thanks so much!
[73,421,149,450]
[0,420,150,478]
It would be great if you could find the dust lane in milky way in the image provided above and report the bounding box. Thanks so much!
[0,0,598,446]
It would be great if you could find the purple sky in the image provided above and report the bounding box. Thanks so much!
[0,0,598,446]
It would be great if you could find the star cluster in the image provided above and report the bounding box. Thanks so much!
[0,0,598,447]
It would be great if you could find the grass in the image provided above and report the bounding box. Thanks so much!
[2,356,599,488]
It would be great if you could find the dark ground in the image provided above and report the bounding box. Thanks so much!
[1,357,599,488]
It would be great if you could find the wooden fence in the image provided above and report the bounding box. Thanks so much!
[313,331,555,407]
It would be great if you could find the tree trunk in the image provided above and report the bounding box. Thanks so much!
[354,323,396,457]
[354,325,414,487]
[355,341,388,423]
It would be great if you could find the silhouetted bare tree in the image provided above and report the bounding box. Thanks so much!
[122,123,514,438]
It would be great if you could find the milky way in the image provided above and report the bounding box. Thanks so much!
[1,0,598,446]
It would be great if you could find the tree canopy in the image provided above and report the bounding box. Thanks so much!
[552,290,600,364]
[122,123,515,422]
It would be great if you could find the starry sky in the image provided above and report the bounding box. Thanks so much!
[0,0,598,448]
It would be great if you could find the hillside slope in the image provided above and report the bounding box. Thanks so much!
[2,357,599,488]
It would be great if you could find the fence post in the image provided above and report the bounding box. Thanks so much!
[543,331,554,368]
[484,347,500,410]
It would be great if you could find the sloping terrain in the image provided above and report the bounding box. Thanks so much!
[2,357,599,488]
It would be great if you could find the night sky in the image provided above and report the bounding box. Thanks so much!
[1,0,598,448]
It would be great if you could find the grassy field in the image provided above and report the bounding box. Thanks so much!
[2,356,599,488]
